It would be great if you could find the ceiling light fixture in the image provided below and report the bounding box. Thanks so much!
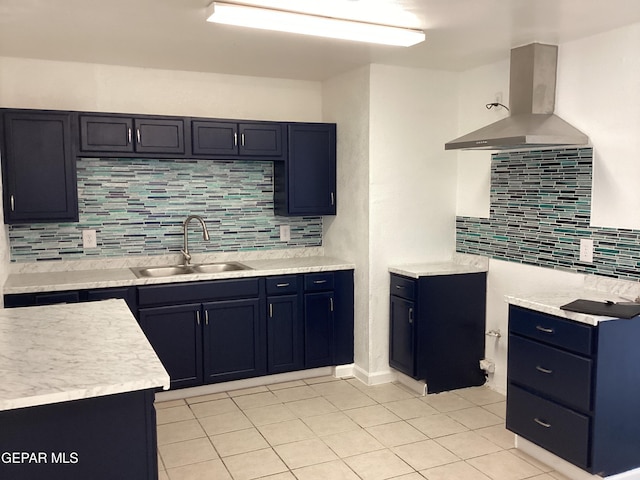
[205,2,425,47]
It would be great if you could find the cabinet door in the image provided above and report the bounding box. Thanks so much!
[86,287,137,314]
[267,294,303,373]
[80,115,134,152]
[203,299,266,383]
[239,123,282,157]
[2,111,78,223]
[304,291,334,368]
[191,121,238,156]
[389,295,415,377]
[134,118,184,154]
[138,304,202,389]
[274,123,336,216]
[333,270,355,365]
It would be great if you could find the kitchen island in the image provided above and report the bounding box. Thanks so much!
[0,299,170,480]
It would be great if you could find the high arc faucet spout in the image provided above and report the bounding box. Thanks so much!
[181,215,210,265]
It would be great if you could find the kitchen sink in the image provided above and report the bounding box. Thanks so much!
[131,262,251,278]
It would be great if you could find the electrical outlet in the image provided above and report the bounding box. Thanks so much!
[280,225,290,242]
[82,229,97,249]
[580,238,594,263]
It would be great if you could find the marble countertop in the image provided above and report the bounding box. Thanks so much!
[3,256,355,295]
[505,289,638,326]
[389,254,489,279]
[0,299,170,412]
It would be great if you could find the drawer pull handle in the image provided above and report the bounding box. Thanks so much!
[314,280,327,284]
[536,366,553,374]
[536,325,555,334]
[276,283,290,287]
[534,418,551,428]
[196,311,201,326]
[396,285,404,289]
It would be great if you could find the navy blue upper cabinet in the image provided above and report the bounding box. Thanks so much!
[1,110,78,224]
[79,115,185,155]
[192,120,283,158]
[274,123,337,216]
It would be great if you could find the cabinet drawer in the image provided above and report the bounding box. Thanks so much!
[138,278,260,306]
[509,306,594,355]
[507,384,590,470]
[304,273,334,291]
[508,334,593,412]
[266,276,298,295]
[390,275,416,301]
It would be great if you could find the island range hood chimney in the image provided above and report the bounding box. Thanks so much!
[445,43,588,151]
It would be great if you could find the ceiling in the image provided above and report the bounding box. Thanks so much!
[2,0,640,81]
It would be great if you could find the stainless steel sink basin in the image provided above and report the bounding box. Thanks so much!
[131,262,251,278]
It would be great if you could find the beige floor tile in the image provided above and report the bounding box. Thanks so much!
[233,391,282,410]
[346,377,371,391]
[211,427,270,457]
[383,398,438,419]
[322,428,385,457]
[166,458,231,480]
[344,449,414,480]
[286,396,339,417]
[344,404,402,427]
[325,391,377,410]
[243,403,297,426]
[293,459,360,480]
[159,437,218,469]
[228,386,270,397]
[483,401,506,419]
[274,438,338,469]
[446,407,503,430]
[421,392,475,413]
[455,386,506,406]
[157,419,206,445]
[302,411,361,436]
[388,474,425,480]
[156,399,187,409]
[185,392,228,404]
[268,380,307,391]
[475,425,515,449]
[467,450,543,480]
[527,475,557,480]
[159,469,170,480]
[420,460,491,480]
[435,431,503,459]
[408,413,468,438]
[157,405,196,425]
[310,380,361,396]
[258,473,297,480]
[549,471,572,480]
[258,419,316,446]
[366,421,428,447]
[360,383,416,403]
[189,398,239,419]
[304,375,341,385]
[393,440,459,471]
[272,385,319,403]
[223,448,288,480]
[199,411,253,436]
[509,449,554,472]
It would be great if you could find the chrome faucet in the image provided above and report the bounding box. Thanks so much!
[181,215,210,265]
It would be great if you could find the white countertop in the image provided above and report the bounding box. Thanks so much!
[389,254,489,279]
[0,299,170,411]
[3,256,355,295]
[505,289,636,326]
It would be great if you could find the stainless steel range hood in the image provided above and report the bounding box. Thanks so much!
[445,43,588,151]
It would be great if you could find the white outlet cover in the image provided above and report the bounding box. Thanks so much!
[580,238,594,263]
[280,225,290,242]
[82,229,97,249]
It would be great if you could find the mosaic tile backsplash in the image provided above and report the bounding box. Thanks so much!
[8,158,322,262]
[457,147,640,280]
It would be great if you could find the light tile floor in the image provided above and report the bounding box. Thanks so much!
[155,377,570,480]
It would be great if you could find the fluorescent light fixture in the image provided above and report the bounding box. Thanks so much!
[205,2,425,47]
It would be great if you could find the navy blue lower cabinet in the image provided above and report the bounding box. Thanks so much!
[332,270,355,365]
[138,304,203,390]
[267,294,303,373]
[0,390,158,480]
[389,295,415,377]
[506,305,640,476]
[304,291,334,368]
[203,299,266,383]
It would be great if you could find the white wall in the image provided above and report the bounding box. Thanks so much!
[322,66,372,373]
[455,22,640,392]
[0,56,323,305]
[367,64,459,378]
